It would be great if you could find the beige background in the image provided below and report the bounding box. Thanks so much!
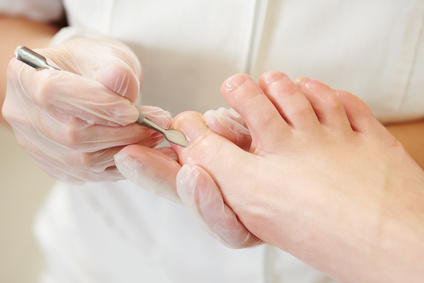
[0,126,54,283]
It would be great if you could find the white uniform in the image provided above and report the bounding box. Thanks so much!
[2,0,424,282]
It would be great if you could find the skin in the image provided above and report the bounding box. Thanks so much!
[1,16,424,169]
[0,16,60,126]
[1,16,424,271]
[170,72,424,282]
[1,17,171,183]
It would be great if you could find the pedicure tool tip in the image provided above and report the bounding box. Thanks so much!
[137,114,187,147]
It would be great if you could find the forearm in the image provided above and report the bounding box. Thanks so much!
[385,119,424,169]
[0,16,60,127]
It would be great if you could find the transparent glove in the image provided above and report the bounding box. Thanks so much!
[115,108,262,248]
[2,37,171,184]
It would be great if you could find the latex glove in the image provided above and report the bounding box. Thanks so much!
[115,108,262,248]
[2,37,171,184]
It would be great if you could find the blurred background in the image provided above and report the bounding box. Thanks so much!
[0,126,54,283]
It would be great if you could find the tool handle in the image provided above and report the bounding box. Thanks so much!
[136,113,165,134]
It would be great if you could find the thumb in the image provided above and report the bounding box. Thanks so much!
[177,164,263,248]
[95,62,141,102]
[49,38,143,102]
[114,145,182,203]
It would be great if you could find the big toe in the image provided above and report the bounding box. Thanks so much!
[172,111,210,151]
[171,111,246,184]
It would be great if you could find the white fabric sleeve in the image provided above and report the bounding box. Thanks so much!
[0,0,64,22]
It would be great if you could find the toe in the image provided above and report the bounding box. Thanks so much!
[171,111,209,148]
[171,111,245,166]
[299,79,351,130]
[220,74,288,149]
[171,111,254,206]
[336,90,386,135]
[259,71,320,131]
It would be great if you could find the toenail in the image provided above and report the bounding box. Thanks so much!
[225,74,246,92]
[264,72,284,85]
[294,77,309,86]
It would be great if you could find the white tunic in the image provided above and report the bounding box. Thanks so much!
[2,0,424,282]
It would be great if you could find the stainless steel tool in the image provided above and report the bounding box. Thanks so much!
[14,45,187,147]
[137,113,188,147]
[15,46,60,71]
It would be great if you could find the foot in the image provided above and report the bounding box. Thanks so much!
[172,72,424,282]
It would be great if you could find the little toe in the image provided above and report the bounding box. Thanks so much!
[259,71,320,131]
[220,73,288,149]
[299,79,351,130]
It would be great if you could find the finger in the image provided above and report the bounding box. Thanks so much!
[177,164,263,248]
[15,128,125,175]
[27,143,124,184]
[154,147,179,162]
[6,98,171,151]
[40,163,123,184]
[10,58,139,126]
[94,62,141,102]
[114,145,182,203]
[46,38,142,82]
[43,39,142,102]
[204,108,252,151]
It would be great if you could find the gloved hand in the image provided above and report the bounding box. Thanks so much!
[115,108,262,248]
[2,37,171,184]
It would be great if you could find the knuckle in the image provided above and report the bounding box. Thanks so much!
[62,122,82,149]
[34,78,55,106]
[1,104,14,122]
[291,102,312,118]
[7,58,19,78]
[74,152,96,169]
[15,136,30,150]
[323,91,342,110]
[7,57,30,80]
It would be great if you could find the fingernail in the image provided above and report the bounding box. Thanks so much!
[224,74,246,92]
[176,164,198,204]
[137,105,172,128]
[294,77,309,86]
[112,103,140,125]
[114,153,138,180]
[264,71,284,85]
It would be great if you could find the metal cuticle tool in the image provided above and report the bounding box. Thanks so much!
[14,45,188,147]
[15,45,60,71]
[137,114,187,147]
